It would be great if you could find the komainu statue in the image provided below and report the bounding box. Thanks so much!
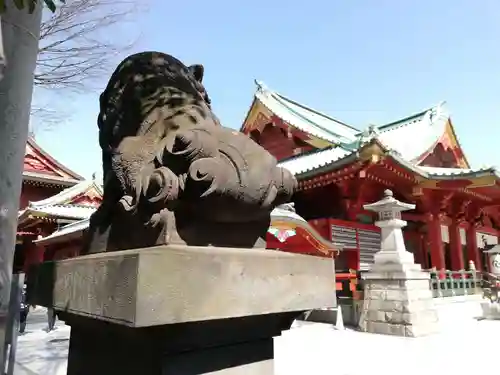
[82,52,297,254]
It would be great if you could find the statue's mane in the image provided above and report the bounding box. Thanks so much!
[97,52,211,185]
[97,51,209,147]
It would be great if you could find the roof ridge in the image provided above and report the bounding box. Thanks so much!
[377,109,429,131]
[377,102,446,131]
[278,146,335,164]
[27,137,84,181]
[252,88,339,144]
[252,81,360,143]
[272,93,346,139]
[274,92,360,132]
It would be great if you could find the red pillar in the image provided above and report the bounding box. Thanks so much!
[427,216,445,271]
[449,221,464,270]
[22,241,45,274]
[417,234,427,268]
[466,226,482,270]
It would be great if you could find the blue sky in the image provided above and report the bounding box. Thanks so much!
[34,0,500,180]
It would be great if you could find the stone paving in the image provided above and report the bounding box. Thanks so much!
[14,297,500,375]
[14,308,68,375]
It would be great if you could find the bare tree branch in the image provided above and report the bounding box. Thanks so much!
[30,105,67,133]
[34,0,143,92]
[29,0,145,134]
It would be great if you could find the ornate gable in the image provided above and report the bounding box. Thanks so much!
[24,137,83,180]
[417,119,469,169]
[69,185,103,207]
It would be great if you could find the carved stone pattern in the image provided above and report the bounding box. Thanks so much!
[82,52,297,254]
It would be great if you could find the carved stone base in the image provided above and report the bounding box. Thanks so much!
[358,262,439,337]
[481,301,500,320]
[29,245,336,375]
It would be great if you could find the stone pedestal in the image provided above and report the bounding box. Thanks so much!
[358,262,439,337]
[358,190,439,337]
[29,245,335,375]
[481,301,500,320]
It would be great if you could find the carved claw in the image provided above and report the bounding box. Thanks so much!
[147,212,163,228]
[146,167,180,203]
[185,157,224,198]
[119,195,135,212]
[146,208,169,228]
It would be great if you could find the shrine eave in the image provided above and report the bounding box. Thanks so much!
[269,205,343,255]
[417,166,498,180]
[18,204,96,225]
[23,171,81,187]
[28,180,103,208]
[278,146,352,177]
[35,218,89,246]
[245,80,359,145]
[279,138,499,188]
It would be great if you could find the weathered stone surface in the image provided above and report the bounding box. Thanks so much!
[82,52,297,254]
[481,301,500,320]
[359,270,439,338]
[29,245,335,375]
[30,245,335,327]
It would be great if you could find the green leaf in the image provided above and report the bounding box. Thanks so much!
[13,0,24,11]
[0,0,5,14]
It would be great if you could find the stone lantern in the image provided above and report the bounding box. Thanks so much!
[358,190,439,337]
[363,189,416,267]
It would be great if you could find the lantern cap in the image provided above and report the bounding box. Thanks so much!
[363,189,415,214]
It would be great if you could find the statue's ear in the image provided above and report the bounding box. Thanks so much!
[188,64,204,83]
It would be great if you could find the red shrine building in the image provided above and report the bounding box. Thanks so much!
[14,137,103,273]
[241,81,500,273]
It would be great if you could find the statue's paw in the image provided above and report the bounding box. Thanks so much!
[147,213,162,228]
[146,209,169,228]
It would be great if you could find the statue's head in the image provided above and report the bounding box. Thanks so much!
[97,52,210,152]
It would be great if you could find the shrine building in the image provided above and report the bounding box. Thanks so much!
[14,137,102,273]
[241,81,500,273]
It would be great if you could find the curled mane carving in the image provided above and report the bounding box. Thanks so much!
[83,51,297,254]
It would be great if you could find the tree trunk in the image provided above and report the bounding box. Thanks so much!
[0,1,42,367]
[0,16,5,81]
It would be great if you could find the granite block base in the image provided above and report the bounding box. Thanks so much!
[358,263,439,337]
